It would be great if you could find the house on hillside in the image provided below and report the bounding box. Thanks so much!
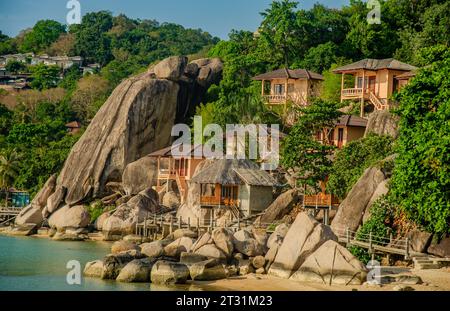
[333,58,417,116]
[253,68,323,107]
[395,70,417,90]
[191,159,278,225]
[316,115,368,149]
[148,144,205,202]
[65,121,82,134]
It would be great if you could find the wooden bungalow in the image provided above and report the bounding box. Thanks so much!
[148,144,204,202]
[316,115,368,149]
[333,58,417,116]
[65,121,82,134]
[191,159,278,225]
[253,68,323,107]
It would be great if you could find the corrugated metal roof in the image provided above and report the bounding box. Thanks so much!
[336,115,368,127]
[233,168,279,187]
[252,68,324,81]
[191,159,259,185]
[333,58,417,73]
[148,144,203,158]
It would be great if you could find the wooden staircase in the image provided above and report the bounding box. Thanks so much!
[413,256,450,270]
[175,172,187,204]
[369,91,389,111]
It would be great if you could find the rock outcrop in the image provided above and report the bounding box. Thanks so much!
[268,212,337,279]
[365,110,399,138]
[290,240,367,285]
[331,167,387,233]
[256,190,300,225]
[18,56,222,229]
[48,205,90,230]
[122,157,158,196]
[427,237,450,258]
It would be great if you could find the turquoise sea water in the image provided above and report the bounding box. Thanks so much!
[0,235,199,291]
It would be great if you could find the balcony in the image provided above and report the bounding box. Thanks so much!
[303,194,340,208]
[341,88,367,99]
[200,196,240,207]
[263,94,287,104]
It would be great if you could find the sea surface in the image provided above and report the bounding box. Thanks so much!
[0,235,202,291]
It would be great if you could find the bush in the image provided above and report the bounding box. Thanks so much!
[328,133,394,199]
[349,195,396,263]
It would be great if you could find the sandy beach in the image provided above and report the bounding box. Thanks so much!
[195,269,450,291]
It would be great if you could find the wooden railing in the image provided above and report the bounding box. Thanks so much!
[341,88,364,97]
[200,196,239,207]
[303,194,340,208]
[263,94,287,103]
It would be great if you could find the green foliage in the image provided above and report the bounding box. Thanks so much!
[5,60,27,74]
[30,64,60,90]
[295,42,339,74]
[389,48,450,235]
[320,63,353,102]
[19,20,66,53]
[349,195,396,263]
[0,149,21,191]
[328,134,394,199]
[87,201,113,223]
[281,100,342,190]
[58,65,82,92]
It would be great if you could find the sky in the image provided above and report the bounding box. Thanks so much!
[0,0,349,39]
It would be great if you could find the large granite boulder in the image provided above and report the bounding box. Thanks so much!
[195,244,227,260]
[267,224,289,249]
[102,188,160,239]
[83,260,104,278]
[189,259,227,281]
[111,240,140,255]
[164,237,194,258]
[269,212,337,279]
[44,186,67,217]
[212,228,234,258]
[191,232,214,253]
[365,110,399,138]
[407,230,432,253]
[150,261,190,285]
[48,205,90,230]
[153,56,187,81]
[331,167,387,233]
[101,251,142,280]
[256,190,300,225]
[116,258,154,283]
[15,174,57,226]
[141,241,165,259]
[427,237,450,258]
[29,56,222,221]
[122,157,158,196]
[363,179,390,223]
[290,240,367,285]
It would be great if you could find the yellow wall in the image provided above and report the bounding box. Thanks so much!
[352,69,409,100]
[269,78,309,103]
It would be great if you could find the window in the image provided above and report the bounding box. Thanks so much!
[201,184,215,197]
[221,186,238,200]
[274,84,285,95]
[357,77,369,89]
[287,83,294,94]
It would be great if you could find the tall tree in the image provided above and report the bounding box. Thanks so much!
[259,0,299,67]
[0,149,20,207]
[19,20,66,53]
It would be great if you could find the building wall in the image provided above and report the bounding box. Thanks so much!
[353,69,408,99]
[238,184,251,216]
[269,78,309,103]
[187,158,204,180]
[248,185,273,215]
[346,126,366,143]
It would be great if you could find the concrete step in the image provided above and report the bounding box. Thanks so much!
[415,263,441,270]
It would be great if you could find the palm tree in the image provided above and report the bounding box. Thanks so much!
[0,150,21,208]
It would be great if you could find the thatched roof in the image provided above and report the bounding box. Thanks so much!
[191,159,259,185]
[252,68,324,81]
[333,58,417,73]
[233,169,279,187]
[336,115,368,128]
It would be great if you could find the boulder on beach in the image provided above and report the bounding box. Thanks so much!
[290,240,368,285]
[122,157,158,196]
[212,228,234,258]
[195,244,227,260]
[269,212,337,279]
[189,259,227,281]
[180,252,209,265]
[267,223,289,249]
[191,232,214,253]
[256,189,300,224]
[150,260,190,285]
[164,237,194,258]
[84,260,105,278]
[116,258,155,283]
[141,241,165,259]
[101,251,142,280]
[111,240,140,255]
[48,205,90,230]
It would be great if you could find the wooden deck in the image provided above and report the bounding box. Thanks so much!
[0,207,22,225]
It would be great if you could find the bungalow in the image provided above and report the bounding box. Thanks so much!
[191,159,278,225]
[147,144,205,202]
[333,58,417,116]
[65,121,82,134]
[316,115,368,149]
[253,68,323,107]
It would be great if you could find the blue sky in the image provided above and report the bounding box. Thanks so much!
[0,0,349,39]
